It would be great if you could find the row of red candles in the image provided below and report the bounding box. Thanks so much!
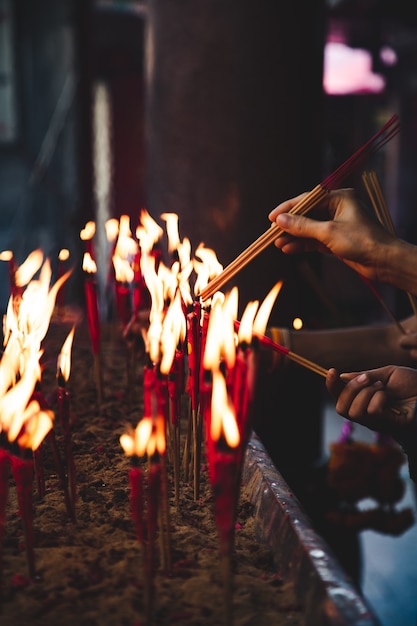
[81,228,268,619]
[0,224,274,623]
[0,212,306,621]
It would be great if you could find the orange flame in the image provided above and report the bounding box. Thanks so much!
[203,289,236,371]
[3,258,72,349]
[120,414,166,457]
[160,290,186,375]
[211,369,240,447]
[252,281,283,336]
[161,212,180,253]
[115,215,138,258]
[14,249,44,287]
[141,253,164,362]
[105,218,119,243]
[238,300,259,345]
[57,326,75,382]
[16,400,54,451]
[193,243,223,299]
[0,346,42,440]
[0,250,13,261]
[158,261,178,302]
[112,254,134,283]
[58,248,70,262]
[136,208,163,253]
[80,221,96,241]
[82,252,97,274]
[203,298,223,369]
[0,255,70,451]
[177,237,191,270]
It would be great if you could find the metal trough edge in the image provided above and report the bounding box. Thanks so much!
[242,434,381,626]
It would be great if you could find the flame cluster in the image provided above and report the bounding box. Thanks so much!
[113,206,282,462]
[0,251,72,450]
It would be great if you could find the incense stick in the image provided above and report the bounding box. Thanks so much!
[233,321,328,378]
[200,115,400,301]
[255,331,328,378]
[250,326,404,416]
[362,169,417,320]
[359,273,406,334]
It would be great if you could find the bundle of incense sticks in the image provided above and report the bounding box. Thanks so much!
[362,169,417,320]
[200,114,400,301]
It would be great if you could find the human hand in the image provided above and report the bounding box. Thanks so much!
[326,365,417,443]
[268,188,395,282]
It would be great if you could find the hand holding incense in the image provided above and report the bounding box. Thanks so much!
[200,115,400,301]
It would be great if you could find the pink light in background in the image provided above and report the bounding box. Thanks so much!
[323,41,386,95]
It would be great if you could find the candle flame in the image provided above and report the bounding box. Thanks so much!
[14,249,44,287]
[158,260,178,302]
[193,243,223,298]
[252,280,283,336]
[4,258,72,348]
[105,218,119,243]
[211,369,240,447]
[136,208,163,253]
[57,326,75,382]
[160,212,180,253]
[221,288,238,369]
[238,300,259,344]
[160,290,186,374]
[203,290,237,370]
[136,417,154,456]
[120,414,166,457]
[83,252,97,274]
[0,254,71,451]
[80,221,96,240]
[141,253,164,362]
[0,345,43,440]
[0,349,19,397]
[115,215,138,258]
[113,254,134,283]
[16,400,54,451]
[58,248,70,262]
[0,250,13,261]
[177,237,191,270]
[203,299,223,369]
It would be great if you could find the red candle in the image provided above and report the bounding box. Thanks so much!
[129,459,144,544]
[10,453,36,579]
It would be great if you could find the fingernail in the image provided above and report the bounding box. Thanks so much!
[356,373,368,383]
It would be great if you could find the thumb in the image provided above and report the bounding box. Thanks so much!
[276,213,322,240]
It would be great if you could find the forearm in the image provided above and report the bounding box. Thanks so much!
[273,316,417,372]
[379,239,417,296]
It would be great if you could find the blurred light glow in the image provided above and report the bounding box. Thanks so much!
[323,42,386,95]
[292,317,303,330]
[380,45,398,67]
